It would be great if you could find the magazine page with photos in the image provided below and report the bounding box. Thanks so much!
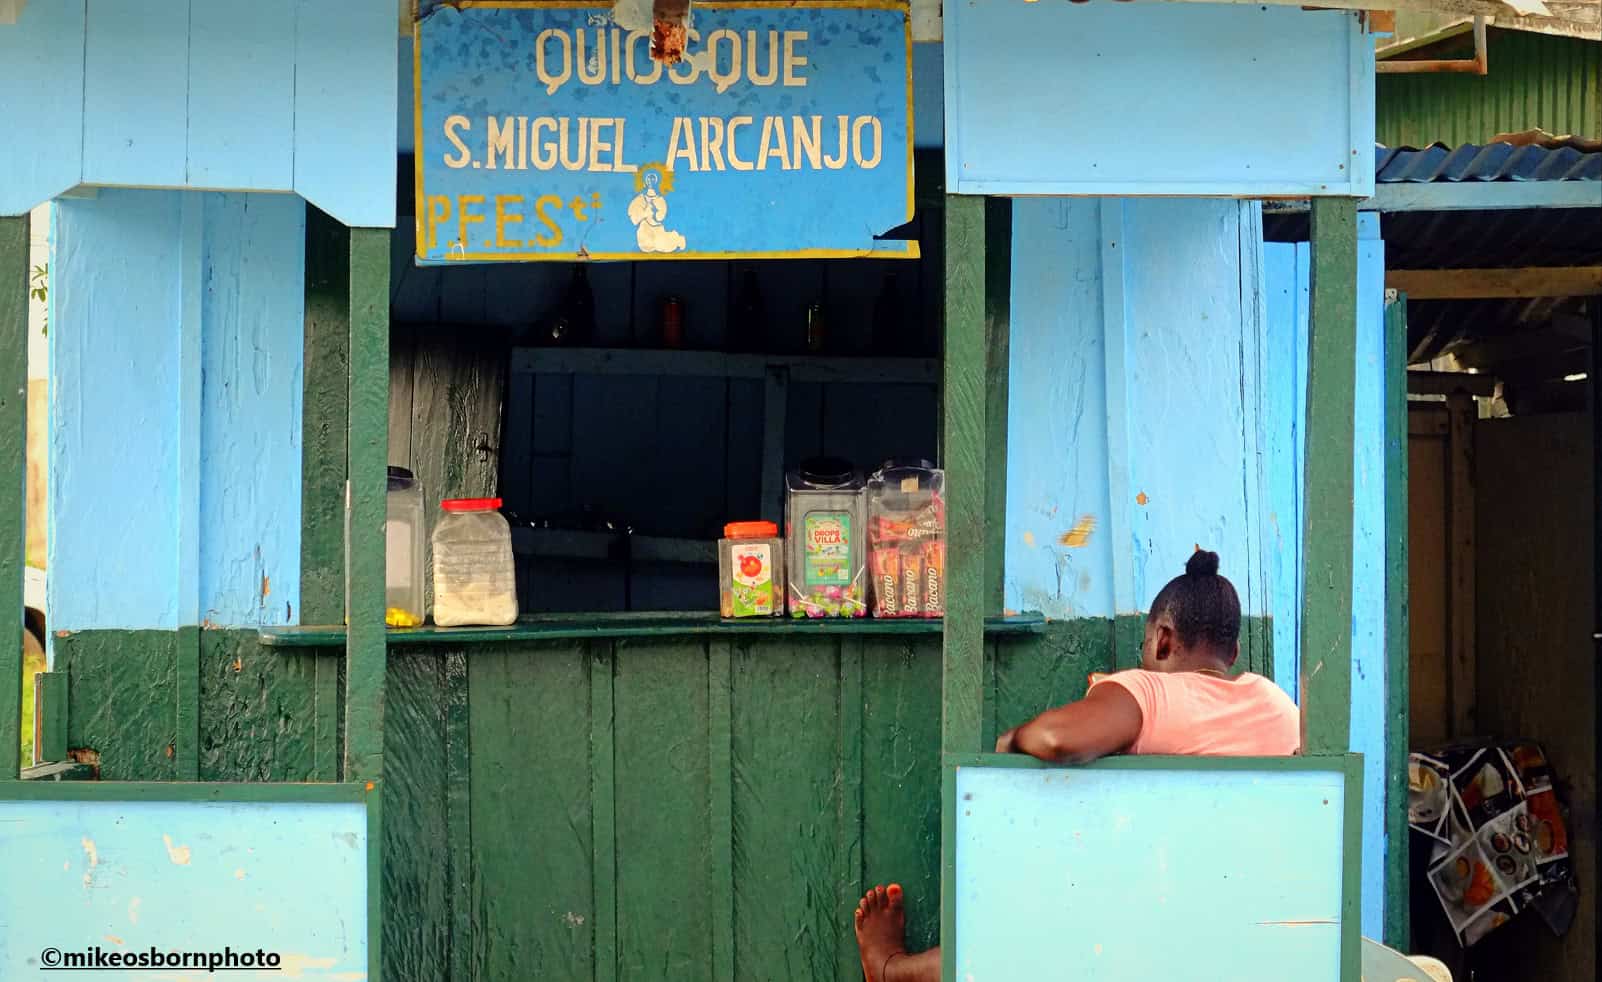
[1408,740,1575,947]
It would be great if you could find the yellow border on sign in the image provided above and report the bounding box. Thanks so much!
[413,1,426,261]
[413,0,918,262]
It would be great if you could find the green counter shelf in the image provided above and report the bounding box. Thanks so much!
[259,611,1048,649]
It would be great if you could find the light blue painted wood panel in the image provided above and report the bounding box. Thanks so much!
[944,3,1375,197]
[3,0,391,220]
[0,798,367,977]
[1261,217,1388,940]
[1005,199,1270,620]
[1241,205,1272,652]
[49,191,184,632]
[199,194,306,626]
[49,190,307,631]
[1004,200,1115,619]
[953,765,1347,980]
[1123,200,1267,617]
[187,0,297,190]
[295,0,397,228]
[0,0,86,215]
[177,196,205,627]
[1263,241,1309,701]
[81,0,190,188]
[1350,219,1387,943]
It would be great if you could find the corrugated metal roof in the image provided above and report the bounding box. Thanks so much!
[1376,28,1600,149]
[1376,142,1602,182]
[1265,141,1600,390]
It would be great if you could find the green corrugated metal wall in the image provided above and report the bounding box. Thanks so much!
[1378,31,1601,147]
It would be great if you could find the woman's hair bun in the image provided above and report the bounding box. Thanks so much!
[1185,549,1221,577]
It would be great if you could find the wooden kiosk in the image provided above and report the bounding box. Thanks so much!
[0,1,1419,979]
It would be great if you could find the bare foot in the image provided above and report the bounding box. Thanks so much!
[854,883,906,982]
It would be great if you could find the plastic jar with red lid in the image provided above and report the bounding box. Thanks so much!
[431,497,518,627]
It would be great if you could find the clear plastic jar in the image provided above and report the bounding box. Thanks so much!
[718,521,784,618]
[431,498,518,627]
[345,467,427,628]
[866,460,945,619]
[785,458,866,618]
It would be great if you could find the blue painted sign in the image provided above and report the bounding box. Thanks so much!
[952,760,1355,981]
[1,791,372,979]
[414,1,914,263]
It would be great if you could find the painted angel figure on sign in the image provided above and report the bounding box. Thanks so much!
[627,165,686,253]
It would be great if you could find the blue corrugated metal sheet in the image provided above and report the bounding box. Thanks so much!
[1377,142,1602,183]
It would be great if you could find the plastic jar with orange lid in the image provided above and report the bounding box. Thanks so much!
[718,521,785,618]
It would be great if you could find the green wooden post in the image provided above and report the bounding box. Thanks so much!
[1,214,28,781]
[1300,196,1357,759]
[983,198,1012,616]
[1383,292,1411,951]
[940,195,988,982]
[941,195,987,756]
[35,672,68,764]
[302,207,352,624]
[346,229,385,976]
[303,208,351,782]
[344,227,390,783]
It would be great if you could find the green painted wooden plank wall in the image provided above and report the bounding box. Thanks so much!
[52,622,1159,980]
[49,616,1269,977]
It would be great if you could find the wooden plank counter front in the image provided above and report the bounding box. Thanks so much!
[252,614,1175,981]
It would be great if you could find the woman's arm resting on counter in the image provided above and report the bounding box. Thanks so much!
[994,683,1143,764]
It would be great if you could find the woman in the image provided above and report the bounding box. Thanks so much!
[853,549,1299,982]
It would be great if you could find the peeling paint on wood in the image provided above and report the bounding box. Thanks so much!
[1057,516,1096,549]
[161,833,193,865]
